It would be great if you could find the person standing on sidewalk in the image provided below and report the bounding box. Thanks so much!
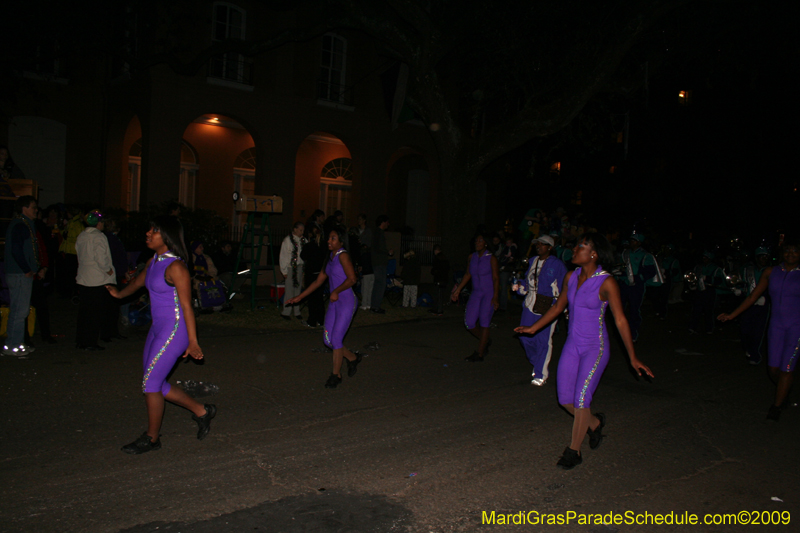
[279,222,305,321]
[3,196,39,357]
[74,211,117,351]
[370,215,391,314]
[515,234,653,470]
[108,215,214,454]
[429,244,450,316]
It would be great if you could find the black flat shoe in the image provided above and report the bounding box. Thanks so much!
[588,413,605,449]
[465,351,484,362]
[192,404,217,440]
[767,405,781,421]
[325,373,342,388]
[122,432,161,454]
[556,447,582,470]
[347,352,363,377]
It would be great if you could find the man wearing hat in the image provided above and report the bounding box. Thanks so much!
[737,247,771,364]
[619,233,660,342]
[513,235,568,385]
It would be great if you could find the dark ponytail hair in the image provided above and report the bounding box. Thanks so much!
[149,215,189,263]
[578,232,615,268]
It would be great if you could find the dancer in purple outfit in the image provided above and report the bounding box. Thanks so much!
[452,234,499,362]
[108,216,215,454]
[719,240,800,421]
[287,228,363,388]
[515,233,653,469]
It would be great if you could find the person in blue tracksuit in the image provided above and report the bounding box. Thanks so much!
[619,233,659,342]
[513,235,568,385]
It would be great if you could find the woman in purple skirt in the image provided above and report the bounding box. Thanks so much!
[515,233,653,470]
[287,228,363,388]
[452,234,499,362]
[108,216,215,454]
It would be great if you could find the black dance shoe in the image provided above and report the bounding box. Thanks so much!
[588,413,605,449]
[192,404,217,440]
[767,405,781,421]
[122,432,161,454]
[325,373,342,388]
[465,351,484,362]
[556,447,582,470]
[347,352,363,377]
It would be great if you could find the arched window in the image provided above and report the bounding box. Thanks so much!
[320,158,352,216]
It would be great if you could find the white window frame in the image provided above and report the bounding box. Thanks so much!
[320,177,351,216]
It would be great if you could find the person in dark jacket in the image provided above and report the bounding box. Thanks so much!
[300,224,326,327]
[430,244,450,315]
[370,215,391,314]
[401,250,421,307]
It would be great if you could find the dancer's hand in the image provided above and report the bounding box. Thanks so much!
[184,340,204,360]
[106,285,120,298]
[491,296,499,310]
[329,291,339,302]
[285,296,300,305]
[630,358,654,378]
[717,313,732,322]
[514,325,534,334]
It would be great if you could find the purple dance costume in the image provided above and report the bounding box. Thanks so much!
[557,267,611,408]
[323,249,357,349]
[465,251,494,328]
[767,264,800,371]
[142,253,189,394]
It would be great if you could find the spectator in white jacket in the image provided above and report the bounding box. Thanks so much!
[75,210,117,350]
[279,221,305,320]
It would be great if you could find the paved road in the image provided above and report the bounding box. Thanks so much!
[1,300,798,532]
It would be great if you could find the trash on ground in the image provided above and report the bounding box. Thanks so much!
[178,380,219,397]
[311,347,333,353]
[771,496,784,502]
[675,348,704,356]
[406,473,417,478]
[363,341,381,351]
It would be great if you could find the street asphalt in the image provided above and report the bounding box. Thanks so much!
[1,294,798,532]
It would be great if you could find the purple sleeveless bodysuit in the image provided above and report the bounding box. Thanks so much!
[556,267,611,408]
[141,253,189,394]
[323,249,357,350]
[767,264,800,371]
[465,251,494,328]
